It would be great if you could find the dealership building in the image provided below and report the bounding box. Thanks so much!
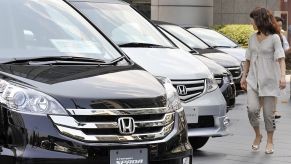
[125,0,291,42]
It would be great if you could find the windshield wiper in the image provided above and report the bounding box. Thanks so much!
[2,56,107,65]
[118,42,174,49]
[108,56,127,65]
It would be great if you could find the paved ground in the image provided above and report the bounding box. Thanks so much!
[193,75,291,164]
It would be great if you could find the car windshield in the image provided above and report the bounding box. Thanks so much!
[160,25,209,49]
[0,0,122,62]
[72,3,174,48]
[187,28,238,47]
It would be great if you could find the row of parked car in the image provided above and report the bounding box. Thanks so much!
[0,0,246,164]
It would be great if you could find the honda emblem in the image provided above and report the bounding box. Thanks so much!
[118,117,135,135]
[176,85,187,96]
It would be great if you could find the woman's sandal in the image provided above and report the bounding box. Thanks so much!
[252,135,263,151]
[265,144,274,154]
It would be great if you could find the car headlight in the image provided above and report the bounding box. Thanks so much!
[156,76,182,111]
[0,80,67,115]
[206,75,218,93]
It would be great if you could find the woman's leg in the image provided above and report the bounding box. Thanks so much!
[262,96,276,153]
[274,98,281,119]
[247,87,261,146]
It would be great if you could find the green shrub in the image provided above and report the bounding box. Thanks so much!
[212,24,255,47]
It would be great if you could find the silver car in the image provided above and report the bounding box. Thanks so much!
[67,0,229,150]
[186,27,246,63]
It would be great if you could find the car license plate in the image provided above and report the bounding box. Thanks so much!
[184,108,198,123]
[110,148,148,164]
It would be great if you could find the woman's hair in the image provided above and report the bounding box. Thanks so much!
[250,7,281,36]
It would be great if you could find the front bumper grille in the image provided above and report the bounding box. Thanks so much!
[187,116,214,129]
[227,67,242,80]
[171,79,206,102]
[50,107,175,142]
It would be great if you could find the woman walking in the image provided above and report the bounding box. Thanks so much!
[241,7,286,154]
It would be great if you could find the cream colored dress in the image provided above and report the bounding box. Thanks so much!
[246,33,285,97]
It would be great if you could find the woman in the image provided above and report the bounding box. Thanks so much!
[241,7,286,154]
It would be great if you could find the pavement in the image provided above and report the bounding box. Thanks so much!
[193,75,291,164]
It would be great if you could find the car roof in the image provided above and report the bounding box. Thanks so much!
[66,0,128,5]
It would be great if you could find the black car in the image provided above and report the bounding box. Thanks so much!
[0,0,192,164]
[158,27,236,109]
[154,21,243,90]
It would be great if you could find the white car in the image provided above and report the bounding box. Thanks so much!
[68,0,228,150]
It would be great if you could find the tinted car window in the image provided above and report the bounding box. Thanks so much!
[160,25,209,49]
[73,3,174,47]
[188,28,238,47]
[0,0,121,61]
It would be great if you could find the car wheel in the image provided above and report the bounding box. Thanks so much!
[189,137,209,150]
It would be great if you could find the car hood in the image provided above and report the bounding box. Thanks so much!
[201,53,241,67]
[121,48,211,80]
[0,64,166,109]
[194,55,228,75]
[217,47,246,62]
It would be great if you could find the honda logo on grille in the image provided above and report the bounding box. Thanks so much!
[176,85,188,96]
[118,117,135,135]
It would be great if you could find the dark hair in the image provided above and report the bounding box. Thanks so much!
[250,7,281,36]
[275,16,283,23]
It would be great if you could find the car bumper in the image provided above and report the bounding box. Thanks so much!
[1,110,192,164]
[182,88,228,138]
[220,82,236,108]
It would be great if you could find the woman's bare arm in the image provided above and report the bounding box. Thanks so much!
[242,60,250,79]
[240,60,250,90]
[278,58,286,89]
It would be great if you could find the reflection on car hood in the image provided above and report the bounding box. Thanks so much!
[0,64,166,109]
[194,55,228,75]
[201,53,241,67]
[122,48,211,79]
[217,47,246,62]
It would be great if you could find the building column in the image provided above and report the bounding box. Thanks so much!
[151,0,213,26]
[280,0,291,44]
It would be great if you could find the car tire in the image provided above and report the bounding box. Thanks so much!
[189,137,209,150]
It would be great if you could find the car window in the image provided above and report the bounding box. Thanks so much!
[187,28,238,47]
[0,0,121,61]
[159,28,192,52]
[160,25,209,49]
[73,3,174,47]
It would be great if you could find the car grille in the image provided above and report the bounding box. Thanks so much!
[226,67,242,79]
[171,79,206,102]
[50,107,175,142]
